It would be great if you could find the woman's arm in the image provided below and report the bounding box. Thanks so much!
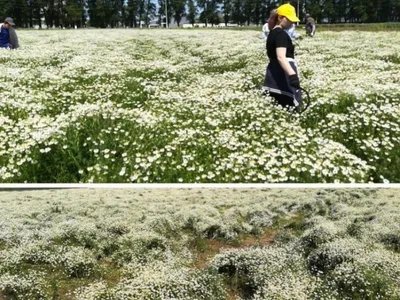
[276,47,296,76]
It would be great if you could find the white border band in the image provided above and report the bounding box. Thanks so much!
[0,184,399,189]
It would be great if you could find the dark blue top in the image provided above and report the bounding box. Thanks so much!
[0,26,10,47]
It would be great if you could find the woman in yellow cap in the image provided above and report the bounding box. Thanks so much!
[263,4,301,109]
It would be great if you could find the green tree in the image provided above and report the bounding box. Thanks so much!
[243,0,252,25]
[187,0,197,24]
[221,0,231,25]
[172,0,186,26]
[126,0,139,27]
[158,0,173,26]
[198,0,221,26]
[231,0,244,24]
[322,0,336,22]
[65,0,84,27]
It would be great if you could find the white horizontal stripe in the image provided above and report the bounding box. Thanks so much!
[0,184,398,189]
[262,87,300,107]
[263,86,294,98]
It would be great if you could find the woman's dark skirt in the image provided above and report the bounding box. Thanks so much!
[263,59,302,109]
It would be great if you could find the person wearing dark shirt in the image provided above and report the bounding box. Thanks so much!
[262,4,301,109]
[0,17,19,49]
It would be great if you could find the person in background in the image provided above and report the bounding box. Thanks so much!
[285,23,301,40]
[262,4,301,109]
[0,17,19,49]
[260,9,278,40]
[305,13,316,37]
[260,20,270,39]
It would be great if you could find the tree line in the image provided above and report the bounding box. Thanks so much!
[1,0,399,28]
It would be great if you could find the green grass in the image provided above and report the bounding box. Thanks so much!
[300,92,400,182]
[316,22,400,31]
[383,54,400,64]
[381,233,400,252]
[321,268,400,300]
[23,264,120,300]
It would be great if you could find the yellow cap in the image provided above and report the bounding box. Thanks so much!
[276,4,300,22]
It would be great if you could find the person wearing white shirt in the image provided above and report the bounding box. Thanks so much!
[260,22,270,39]
[285,23,301,39]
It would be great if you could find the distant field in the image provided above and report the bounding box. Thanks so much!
[0,188,399,299]
[1,29,400,183]
[310,22,400,31]
[179,22,400,31]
